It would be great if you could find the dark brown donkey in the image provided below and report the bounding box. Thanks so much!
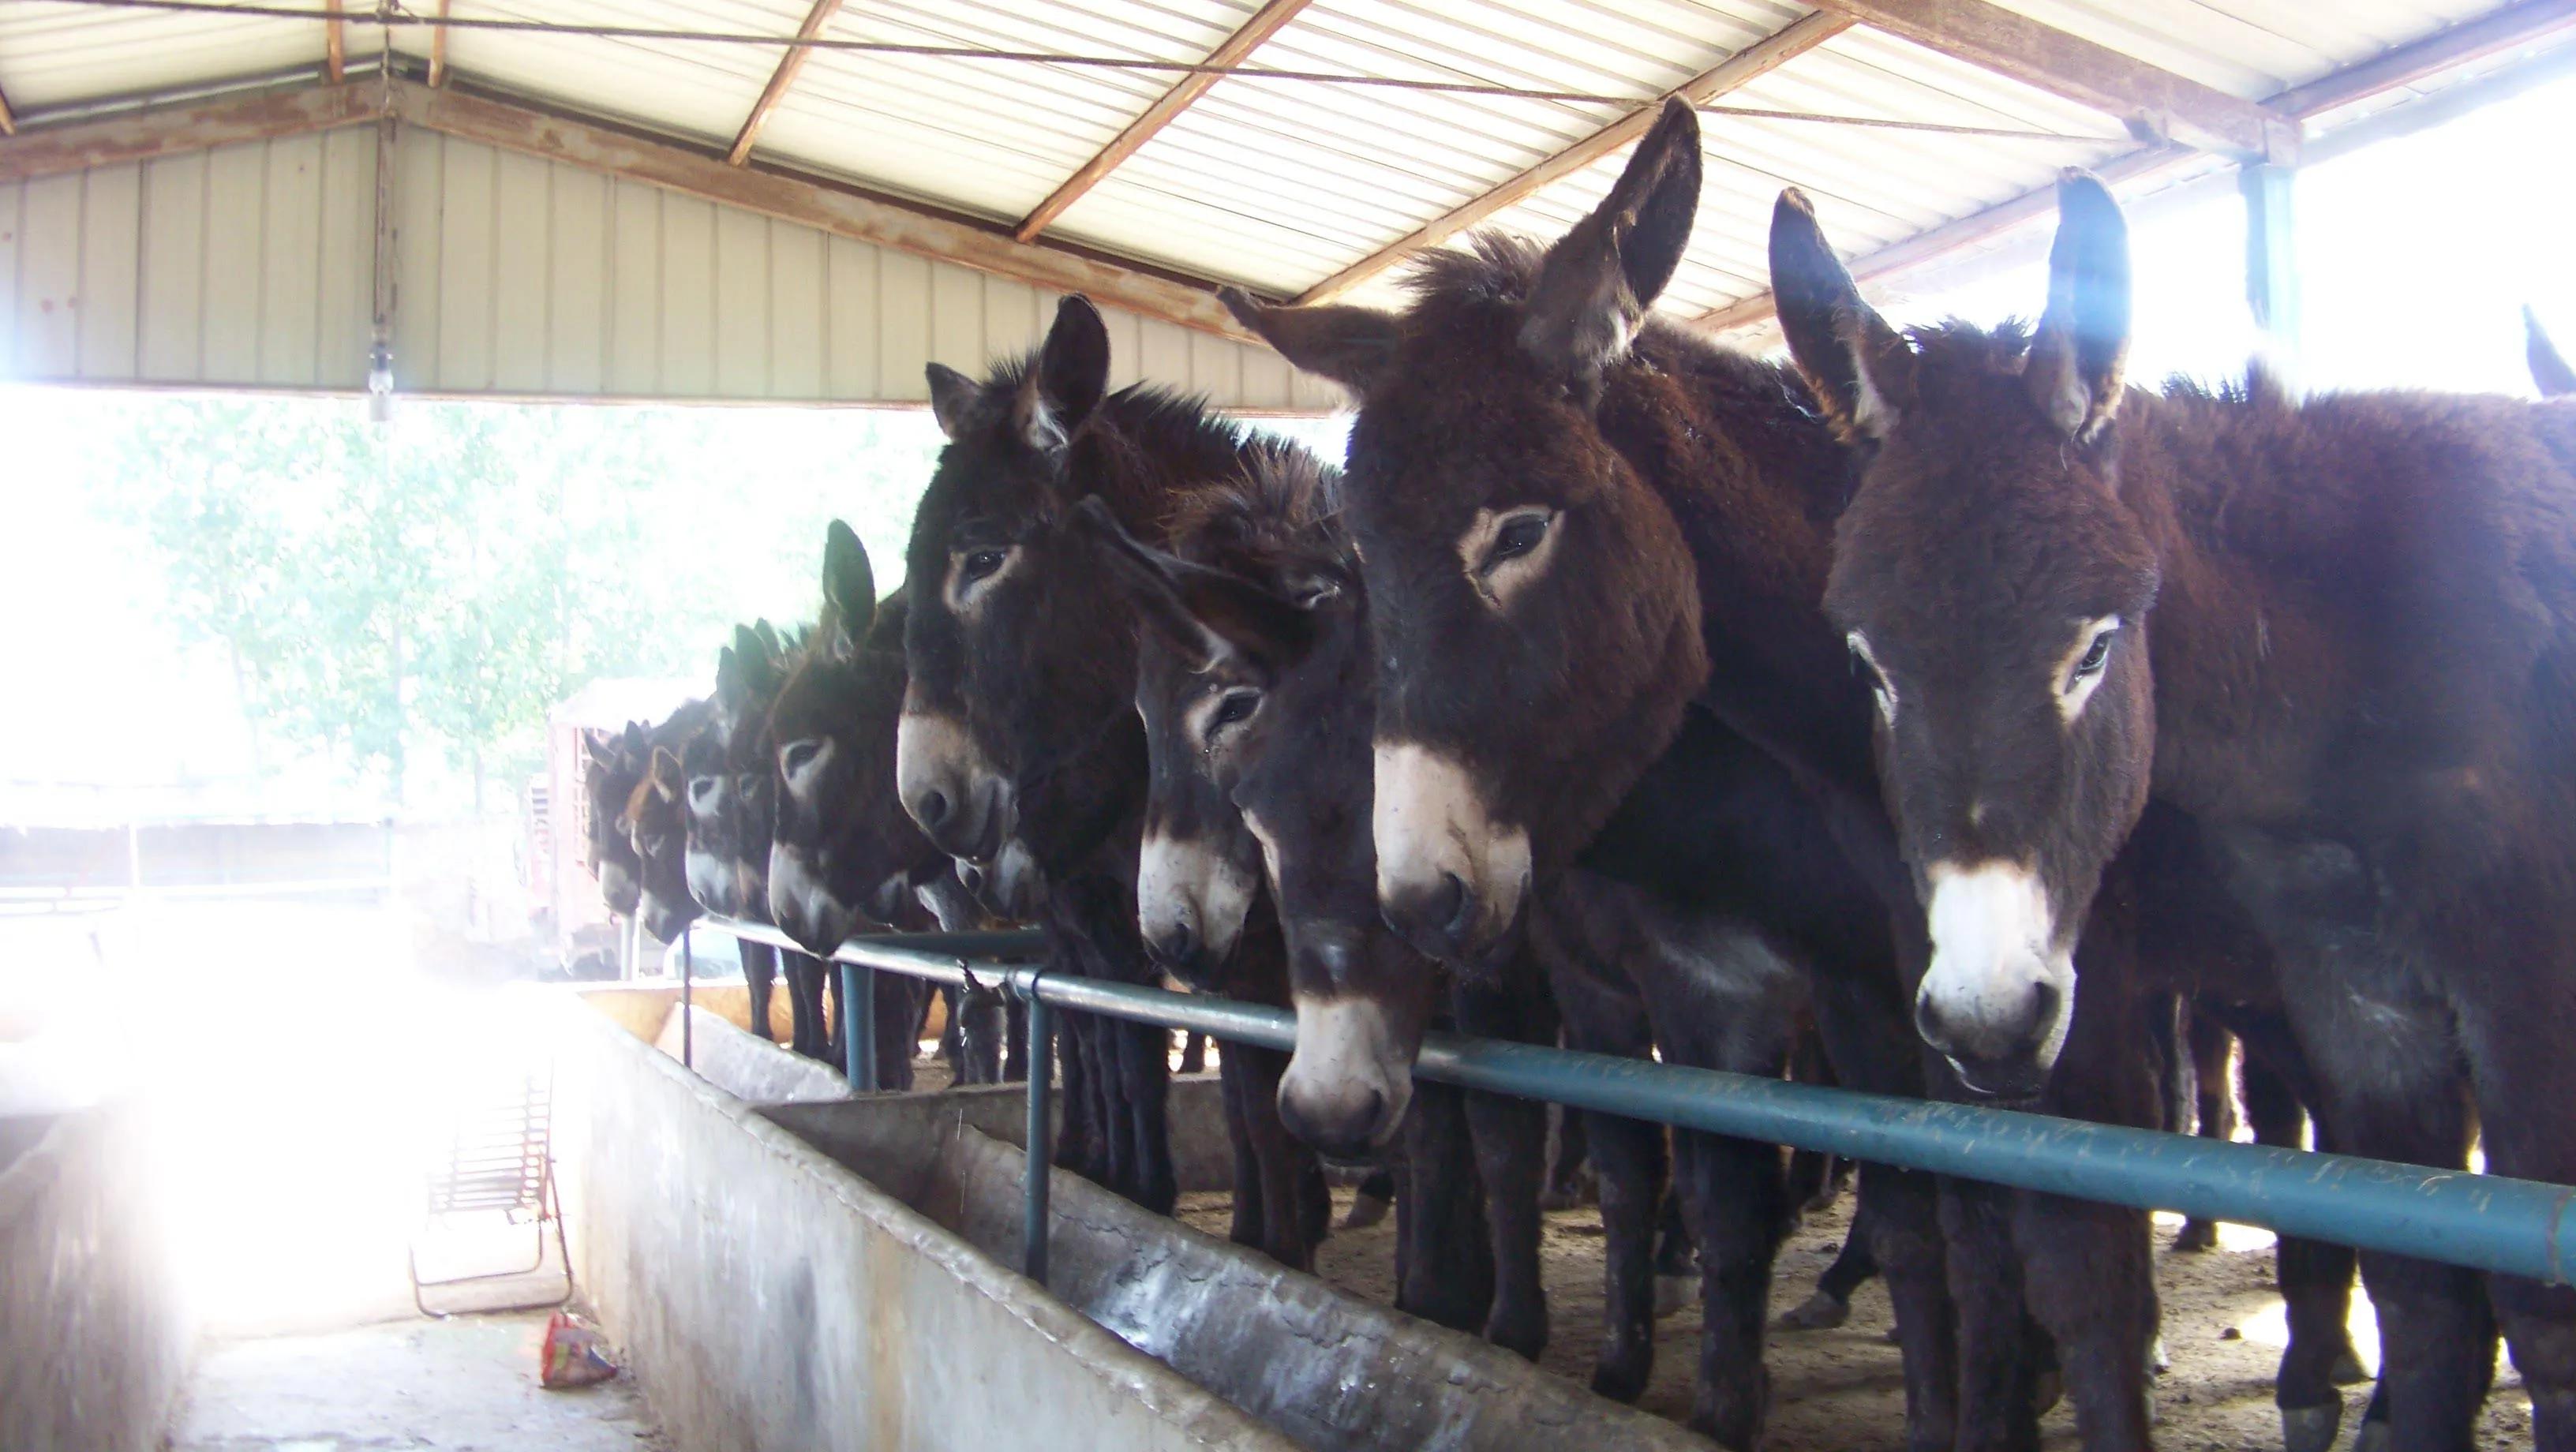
[767,524,1013,1085]
[2531,305,2576,396]
[1222,101,1976,1452]
[892,296,1287,1218]
[620,698,714,946]
[582,722,650,921]
[1080,458,1708,1383]
[1783,170,2576,1452]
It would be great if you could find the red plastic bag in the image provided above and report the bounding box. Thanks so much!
[538,1311,620,1389]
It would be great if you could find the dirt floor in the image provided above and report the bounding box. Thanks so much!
[1178,1180,2537,1450]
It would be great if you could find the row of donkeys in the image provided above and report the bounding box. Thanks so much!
[587,101,2576,1452]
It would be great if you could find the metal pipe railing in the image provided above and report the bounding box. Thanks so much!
[695,916,2576,1291]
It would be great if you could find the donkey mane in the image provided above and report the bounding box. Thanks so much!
[1163,439,1351,578]
[981,350,1256,503]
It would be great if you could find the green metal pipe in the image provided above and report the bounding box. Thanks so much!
[691,922,2576,1287]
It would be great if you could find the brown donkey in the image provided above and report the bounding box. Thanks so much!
[1781,170,2576,1452]
[1221,102,1968,1452]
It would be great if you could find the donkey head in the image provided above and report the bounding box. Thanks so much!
[683,642,754,917]
[897,296,1132,876]
[1081,461,1439,1157]
[583,722,649,916]
[1224,99,1710,973]
[1777,174,2159,1097]
[624,739,700,943]
[769,526,943,955]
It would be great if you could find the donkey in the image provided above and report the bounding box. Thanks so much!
[582,723,650,923]
[681,636,796,1053]
[620,698,715,946]
[1780,170,2576,1452]
[891,297,1282,1218]
[1221,101,1999,1452]
[1079,458,1724,1385]
[768,523,1013,1086]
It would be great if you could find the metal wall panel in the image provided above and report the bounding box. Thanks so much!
[0,129,1335,412]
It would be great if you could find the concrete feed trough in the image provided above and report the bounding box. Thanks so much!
[560,986,1703,1451]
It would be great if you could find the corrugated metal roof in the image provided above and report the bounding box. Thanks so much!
[0,0,2552,350]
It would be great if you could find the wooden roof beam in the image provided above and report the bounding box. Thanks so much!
[0,82,17,138]
[429,0,451,88]
[324,0,346,84]
[1016,0,1315,243]
[399,81,1259,341]
[0,80,379,182]
[1814,0,2294,160]
[728,0,844,166]
[1295,11,1852,305]
[1693,0,2576,337]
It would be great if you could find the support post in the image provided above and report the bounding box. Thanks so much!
[1020,972,1053,1285]
[841,960,876,1091]
[680,927,694,1071]
[2241,161,2300,376]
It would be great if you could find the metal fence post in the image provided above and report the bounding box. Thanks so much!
[1020,968,1053,1285]
[680,926,694,1071]
[842,960,876,1091]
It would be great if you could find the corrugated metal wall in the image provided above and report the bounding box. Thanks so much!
[0,126,1339,411]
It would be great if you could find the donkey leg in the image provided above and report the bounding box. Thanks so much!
[2460,993,2576,1452]
[1394,1081,1496,1334]
[2172,1008,2236,1252]
[1228,1040,1317,1270]
[2012,1192,2155,1451]
[1122,1016,1177,1215]
[1942,1174,2043,1452]
[871,974,920,1091]
[1543,1099,1594,1210]
[1668,1125,1789,1450]
[1550,960,1662,1400]
[1453,973,1549,1360]
[1216,1050,1265,1251]
[937,983,966,1080]
[740,940,778,1043]
[2237,1039,2364,1452]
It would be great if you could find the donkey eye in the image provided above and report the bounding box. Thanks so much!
[1847,631,1897,723]
[781,739,822,778]
[1210,690,1260,732]
[688,777,720,805]
[1485,513,1551,570]
[2069,623,2118,689]
[960,548,1008,585]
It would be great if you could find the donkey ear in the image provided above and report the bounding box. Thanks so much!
[584,732,618,771]
[2529,305,2576,398]
[927,363,985,441]
[1222,286,1399,397]
[2024,171,2131,440]
[647,746,684,803]
[1015,295,1112,452]
[1520,98,1702,387]
[1069,497,1313,674]
[714,644,746,713]
[822,518,877,657]
[1769,188,1913,440]
[621,721,648,757]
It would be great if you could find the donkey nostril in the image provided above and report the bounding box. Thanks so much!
[2028,979,2061,1035]
[1437,872,1475,941]
[1362,1087,1388,1136]
[1914,994,1949,1047]
[1154,921,1198,967]
[920,789,952,829]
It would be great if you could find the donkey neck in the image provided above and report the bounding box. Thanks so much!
[1604,327,1878,795]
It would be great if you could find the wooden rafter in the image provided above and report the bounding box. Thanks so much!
[1814,0,2293,160]
[399,83,1256,339]
[728,0,845,166]
[1690,0,2576,336]
[1296,12,1850,305]
[0,82,379,182]
[324,0,346,84]
[1016,0,1314,243]
[0,82,16,139]
[429,0,451,88]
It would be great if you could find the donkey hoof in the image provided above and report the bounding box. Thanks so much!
[2171,1218,2220,1252]
[1591,1349,1653,1404]
[2033,1367,2065,1417]
[2279,1401,2342,1452]
[1774,1289,1852,1332]
[1339,1191,1392,1231]
[1654,1272,1700,1319]
[2329,1344,2372,1385]
[2350,1416,2394,1452]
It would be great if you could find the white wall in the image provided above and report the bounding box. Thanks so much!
[0,126,1340,411]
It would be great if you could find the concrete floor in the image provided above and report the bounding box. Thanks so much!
[169,1312,669,1452]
